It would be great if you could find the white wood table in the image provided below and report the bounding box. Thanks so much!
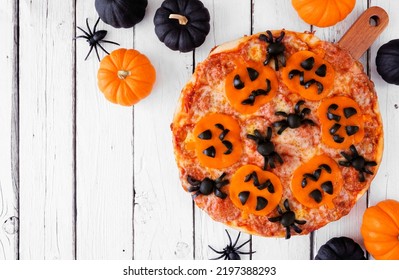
[1,0,398,260]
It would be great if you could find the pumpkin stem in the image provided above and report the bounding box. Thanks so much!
[169,14,188,25]
[117,70,131,80]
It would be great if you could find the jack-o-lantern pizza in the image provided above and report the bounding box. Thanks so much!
[171,30,384,238]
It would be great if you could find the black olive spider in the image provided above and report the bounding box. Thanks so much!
[268,199,306,239]
[259,30,286,70]
[187,173,229,199]
[273,100,315,135]
[208,230,255,260]
[247,127,283,170]
[338,145,377,182]
[74,17,120,61]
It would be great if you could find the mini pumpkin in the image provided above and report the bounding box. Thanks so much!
[292,0,356,28]
[376,39,399,85]
[97,48,156,106]
[95,0,148,28]
[315,237,366,260]
[361,199,399,260]
[154,0,210,52]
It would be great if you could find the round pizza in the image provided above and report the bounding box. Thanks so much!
[171,30,383,238]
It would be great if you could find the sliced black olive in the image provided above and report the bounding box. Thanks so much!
[198,129,212,140]
[333,134,345,143]
[329,123,341,135]
[302,178,307,188]
[247,67,259,81]
[214,189,227,199]
[199,178,214,195]
[304,80,324,94]
[265,79,271,93]
[318,164,332,174]
[239,191,250,205]
[315,64,327,77]
[187,175,200,186]
[244,172,254,182]
[215,123,224,130]
[327,112,341,122]
[281,211,296,227]
[233,74,245,89]
[309,189,323,203]
[303,173,318,182]
[203,146,216,158]
[321,181,334,195]
[266,180,275,193]
[314,169,322,180]
[255,197,268,211]
[344,107,357,119]
[241,94,255,106]
[346,125,359,136]
[301,57,315,70]
[219,129,230,140]
[352,156,365,171]
[288,69,303,80]
[222,140,233,155]
[328,103,339,111]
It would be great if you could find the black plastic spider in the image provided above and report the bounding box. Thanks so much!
[187,173,229,199]
[74,17,120,61]
[268,199,306,239]
[273,100,315,135]
[247,127,283,170]
[208,230,254,260]
[259,30,286,70]
[338,145,377,182]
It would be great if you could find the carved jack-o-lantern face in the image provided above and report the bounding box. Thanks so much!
[193,113,243,169]
[291,155,343,209]
[282,51,335,101]
[317,96,364,149]
[225,60,278,114]
[229,165,283,216]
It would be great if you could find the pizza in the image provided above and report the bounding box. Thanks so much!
[171,30,383,238]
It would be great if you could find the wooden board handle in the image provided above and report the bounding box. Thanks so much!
[338,6,389,60]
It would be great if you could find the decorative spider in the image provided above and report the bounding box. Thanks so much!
[338,145,377,182]
[187,173,229,199]
[74,17,120,61]
[273,100,315,135]
[208,230,254,260]
[259,30,286,70]
[268,199,306,239]
[247,127,283,170]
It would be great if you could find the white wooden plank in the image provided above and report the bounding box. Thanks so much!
[18,0,75,259]
[312,0,369,259]
[251,0,311,260]
[133,0,194,260]
[0,0,18,260]
[194,0,252,260]
[369,1,399,201]
[75,1,133,259]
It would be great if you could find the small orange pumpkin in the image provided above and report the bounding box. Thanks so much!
[97,48,156,106]
[361,199,399,260]
[292,0,356,28]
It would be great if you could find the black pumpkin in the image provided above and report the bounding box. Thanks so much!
[95,0,148,28]
[376,39,399,85]
[315,237,366,260]
[154,0,210,52]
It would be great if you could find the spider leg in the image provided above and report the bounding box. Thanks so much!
[275,111,288,117]
[294,100,305,114]
[77,26,91,37]
[74,35,89,40]
[283,199,290,211]
[268,157,276,169]
[277,204,283,215]
[254,129,263,139]
[266,30,273,41]
[340,152,353,161]
[301,108,311,117]
[84,45,94,61]
[187,186,199,192]
[285,226,291,239]
[264,53,271,66]
[86,18,93,36]
[365,161,377,167]
[358,171,366,183]
[208,245,225,255]
[277,125,288,135]
[97,43,110,55]
[338,160,351,167]
[268,216,282,222]
[187,176,201,186]
[273,120,287,127]
[192,191,201,199]
[100,39,120,46]
[292,224,303,234]
[350,145,358,156]
[295,219,306,225]
[301,119,315,126]
[235,238,250,250]
[279,54,286,67]
[274,56,280,71]
[226,230,233,247]
[263,156,268,170]
[93,17,100,33]
[276,31,285,42]
[273,152,283,164]
[94,45,101,62]
[247,134,259,142]
[363,168,374,175]
[231,231,241,248]
[266,127,272,141]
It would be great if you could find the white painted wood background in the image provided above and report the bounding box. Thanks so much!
[0,0,398,260]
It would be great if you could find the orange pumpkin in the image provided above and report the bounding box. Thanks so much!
[292,0,356,28]
[361,199,399,260]
[97,48,156,106]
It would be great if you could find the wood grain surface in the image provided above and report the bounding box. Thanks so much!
[1,0,398,260]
